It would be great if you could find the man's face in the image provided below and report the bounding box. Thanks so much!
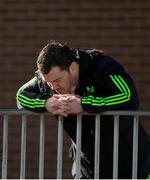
[42,64,78,94]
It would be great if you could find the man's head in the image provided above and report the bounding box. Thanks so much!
[37,41,79,94]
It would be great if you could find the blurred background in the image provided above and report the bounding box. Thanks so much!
[0,0,150,178]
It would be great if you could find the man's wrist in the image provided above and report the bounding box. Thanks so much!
[45,97,51,111]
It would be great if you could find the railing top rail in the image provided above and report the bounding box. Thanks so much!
[0,109,150,116]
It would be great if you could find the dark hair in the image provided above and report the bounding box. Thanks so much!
[37,41,78,74]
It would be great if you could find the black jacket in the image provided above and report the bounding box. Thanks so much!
[16,49,150,178]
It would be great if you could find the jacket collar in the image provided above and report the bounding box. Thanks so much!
[76,49,94,89]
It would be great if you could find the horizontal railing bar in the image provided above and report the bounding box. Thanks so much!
[0,109,50,115]
[1,109,150,116]
[82,111,150,116]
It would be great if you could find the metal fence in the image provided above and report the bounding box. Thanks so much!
[0,109,150,179]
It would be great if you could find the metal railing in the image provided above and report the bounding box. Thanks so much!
[0,109,150,179]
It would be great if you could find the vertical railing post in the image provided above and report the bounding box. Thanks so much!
[94,114,101,179]
[113,115,119,179]
[132,115,139,179]
[20,114,27,179]
[57,116,63,179]
[75,115,82,179]
[2,114,8,179]
[39,114,45,179]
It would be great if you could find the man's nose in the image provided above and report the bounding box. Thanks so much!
[52,82,60,90]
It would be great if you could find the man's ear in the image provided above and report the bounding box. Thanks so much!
[69,62,78,73]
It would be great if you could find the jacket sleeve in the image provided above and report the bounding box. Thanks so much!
[16,76,52,112]
[81,61,140,113]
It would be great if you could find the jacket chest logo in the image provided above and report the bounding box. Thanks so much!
[86,86,95,95]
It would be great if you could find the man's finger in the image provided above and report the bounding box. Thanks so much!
[52,109,69,117]
[53,94,71,98]
[60,97,73,102]
[53,94,62,99]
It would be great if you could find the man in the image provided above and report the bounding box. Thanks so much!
[16,41,150,178]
